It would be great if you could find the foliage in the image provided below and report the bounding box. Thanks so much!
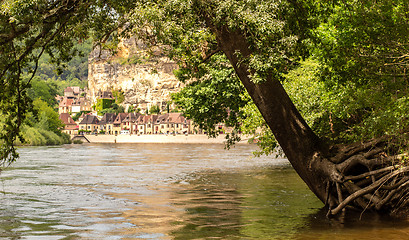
[172,55,248,138]
[16,98,70,146]
[148,105,161,115]
[96,98,115,113]
[72,111,90,121]
[35,39,92,82]
[26,76,59,106]
[73,139,83,144]
[112,89,125,104]
[25,99,64,134]
[0,0,134,164]
[16,125,70,146]
[310,0,409,143]
[99,103,124,115]
[3,0,409,162]
[127,105,138,113]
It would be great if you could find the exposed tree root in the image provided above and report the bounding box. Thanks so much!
[319,137,409,218]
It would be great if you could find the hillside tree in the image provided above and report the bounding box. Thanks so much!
[2,0,409,217]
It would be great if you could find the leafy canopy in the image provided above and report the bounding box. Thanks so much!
[2,0,409,163]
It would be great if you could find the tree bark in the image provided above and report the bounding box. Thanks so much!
[202,19,332,203]
[199,6,409,218]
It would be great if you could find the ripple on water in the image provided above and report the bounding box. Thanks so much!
[3,144,409,239]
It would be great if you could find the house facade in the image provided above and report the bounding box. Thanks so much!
[59,113,78,135]
[98,113,116,135]
[113,113,128,135]
[122,112,140,134]
[79,115,99,133]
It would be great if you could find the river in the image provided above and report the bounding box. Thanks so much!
[0,143,408,239]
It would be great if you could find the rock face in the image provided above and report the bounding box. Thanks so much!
[88,37,182,112]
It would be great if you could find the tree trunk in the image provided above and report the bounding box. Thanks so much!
[202,13,409,218]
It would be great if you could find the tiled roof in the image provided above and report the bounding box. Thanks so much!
[79,115,99,125]
[64,87,73,92]
[167,112,183,123]
[98,113,117,125]
[59,113,76,125]
[114,113,128,124]
[123,112,140,123]
[59,98,74,107]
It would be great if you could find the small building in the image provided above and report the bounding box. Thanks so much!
[59,113,78,135]
[58,98,74,114]
[98,113,116,134]
[79,115,99,134]
[122,112,140,134]
[97,90,114,99]
[155,114,169,134]
[64,87,75,99]
[167,112,191,134]
[113,113,128,135]
[71,97,91,114]
[137,114,158,135]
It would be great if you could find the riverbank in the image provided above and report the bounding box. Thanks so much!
[83,134,250,144]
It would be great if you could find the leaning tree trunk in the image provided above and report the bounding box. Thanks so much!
[203,17,409,218]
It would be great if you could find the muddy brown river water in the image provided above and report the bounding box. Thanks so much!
[1,143,409,239]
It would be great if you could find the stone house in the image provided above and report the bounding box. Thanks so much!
[98,113,116,134]
[137,115,158,134]
[71,97,91,114]
[79,115,99,133]
[167,112,191,134]
[152,113,191,134]
[113,113,128,135]
[154,114,168,134]
[59,113,78,135]
[58,98,74,114]
[122,112,140,134]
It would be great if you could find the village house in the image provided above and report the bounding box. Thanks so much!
[71,97,91,114]
[64,87,75,99]
[57,86,90,115]
[59,113,78,135]
[79,115,99,133]
[155,114,168,134]
[122,112,140,134]
[97,90,114,99]
[113,113,128,135]
[167,112,191,134]
[58,98,74,114]
[98,113,116,135]
[151,113,191,135]
[137,114,158,134]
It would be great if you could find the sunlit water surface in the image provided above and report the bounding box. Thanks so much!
[1,143,409,239]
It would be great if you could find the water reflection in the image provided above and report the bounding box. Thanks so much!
[169,168,323,239]
[0,144,408,239]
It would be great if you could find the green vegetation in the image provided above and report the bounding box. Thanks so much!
[3,0,409,216]
[98,103,125,115]
[17,99,71,146]
[96,98,115,113]
[148,105,161,115]
[112,89,125,104]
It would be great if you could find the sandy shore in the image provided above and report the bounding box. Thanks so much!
[84,134,250,144]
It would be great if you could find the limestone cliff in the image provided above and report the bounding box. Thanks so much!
[88,37,182,112]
